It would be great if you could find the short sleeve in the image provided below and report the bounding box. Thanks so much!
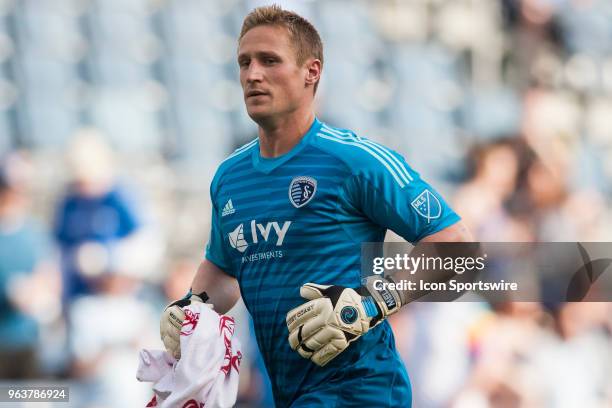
[204,184,234,275]
[344,146,460,243]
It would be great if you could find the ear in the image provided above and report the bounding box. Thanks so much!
[304,58,322,88]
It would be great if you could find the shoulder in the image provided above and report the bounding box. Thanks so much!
[217,137,258,173]
[109,180,141,202]
[210,138,258,196]
[312,123,414,188]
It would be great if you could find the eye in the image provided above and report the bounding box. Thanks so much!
[238,59,250,69]
[264,57,277,65]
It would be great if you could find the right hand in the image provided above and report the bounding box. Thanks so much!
[160,291,209,359]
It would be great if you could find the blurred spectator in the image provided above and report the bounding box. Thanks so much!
[391,302,490,408]
[454,138,535,241]
[68,270,159,407]
[0,152,58,379]
[451,301,612,408]
[161,258,199,305]
[451,301,552,407]
[53,129,161,305]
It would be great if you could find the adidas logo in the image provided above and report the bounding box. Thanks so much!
[222,199,235,217]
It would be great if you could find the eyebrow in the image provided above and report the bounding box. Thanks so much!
[237,50,281,61]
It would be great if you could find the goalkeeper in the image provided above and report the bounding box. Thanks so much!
[160,5,472,407]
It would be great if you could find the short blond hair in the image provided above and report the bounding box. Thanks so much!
[239,5,323,92]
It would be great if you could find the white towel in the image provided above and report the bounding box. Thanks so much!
[137,303,242,408]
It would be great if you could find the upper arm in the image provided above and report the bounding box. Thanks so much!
[344,143,461,243]
[420,220,473,242]
[205,177,233,274]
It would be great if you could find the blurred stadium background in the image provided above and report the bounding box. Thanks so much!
[0,0,611,406]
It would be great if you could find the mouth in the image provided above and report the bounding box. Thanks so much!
[246,90,269,98]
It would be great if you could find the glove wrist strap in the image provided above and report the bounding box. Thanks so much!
[362,276,402,318]
[169,289,210,308]
[190,289,210,303]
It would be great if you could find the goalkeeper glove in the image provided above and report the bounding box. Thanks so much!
[285,276,402,367]
[160,290,210,359]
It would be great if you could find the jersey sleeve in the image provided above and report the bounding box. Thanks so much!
[204,181,234,275]
[343,145,460,243]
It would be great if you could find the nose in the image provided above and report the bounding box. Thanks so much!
[245,61,264,84]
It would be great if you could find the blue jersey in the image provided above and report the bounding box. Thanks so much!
[206,118,460,407]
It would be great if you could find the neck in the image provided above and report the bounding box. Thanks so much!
[257,110,315,158]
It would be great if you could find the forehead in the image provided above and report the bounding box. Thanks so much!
[238,25,295,58]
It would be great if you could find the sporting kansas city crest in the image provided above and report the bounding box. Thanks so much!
[411,189,442,223]
[289,176,317,208]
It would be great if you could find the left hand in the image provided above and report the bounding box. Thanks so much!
[160,290,210,359]
[286,280,400,367]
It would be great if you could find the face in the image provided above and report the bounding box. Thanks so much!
[238,25,317,123]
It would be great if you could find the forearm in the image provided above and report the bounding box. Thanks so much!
[191,259,241,314]
[375,221,477,306]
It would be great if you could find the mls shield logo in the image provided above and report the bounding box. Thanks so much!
[289,176,317,208]
[411,189,442,223]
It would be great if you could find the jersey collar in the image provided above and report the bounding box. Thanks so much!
[251,117,322,174]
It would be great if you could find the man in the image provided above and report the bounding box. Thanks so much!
[160,5,472,407]
[0,154,52,379]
